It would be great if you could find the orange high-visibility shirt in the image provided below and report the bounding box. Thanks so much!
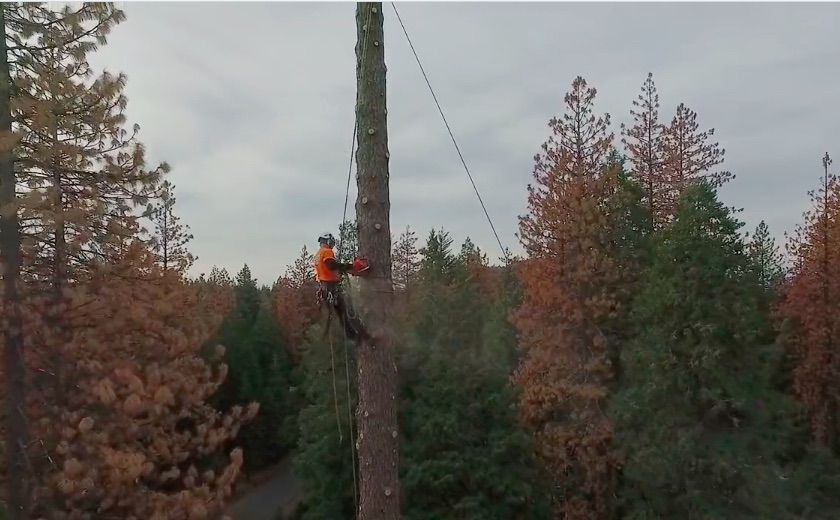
[314,246,341,282]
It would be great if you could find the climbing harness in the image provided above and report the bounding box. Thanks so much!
[317,280,364,341]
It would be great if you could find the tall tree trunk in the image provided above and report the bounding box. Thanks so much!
[0,5,30,519]
[49,55,68,403]
[353,3,401,519]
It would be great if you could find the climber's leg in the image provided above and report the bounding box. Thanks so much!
[317,282,337,337]
[318,281,356,339]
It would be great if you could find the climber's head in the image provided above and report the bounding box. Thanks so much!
[318,232,336,249]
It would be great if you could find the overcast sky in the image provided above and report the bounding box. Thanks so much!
[87,2,839,284]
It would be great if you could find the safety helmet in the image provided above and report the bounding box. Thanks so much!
[318,232,336,248]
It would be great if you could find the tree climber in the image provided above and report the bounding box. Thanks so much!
[315,231,370,340]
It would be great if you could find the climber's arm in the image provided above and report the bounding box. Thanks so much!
[324,257,353,273]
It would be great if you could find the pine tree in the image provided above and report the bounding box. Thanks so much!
[454,237,493,348]
[213,266,300,475]
[778,152,840,448]
[602,149,650,269]
[0,5,26,515]
[274,245,318,361]
[405,233,487,362]
[235,293,297,472]
[391,226,420,322]
[40,241,257,519]
[285,245,315,286]
[746,220,785,292]
[233,264,260,327]
[17,3,165,282]
[400,235,549,520]
[400,338,547,520]
[148,179,194,273]
[600,151,650,385]
[409,229,465,349]
[1,4,154,515]
[417,229,458,286]
[293,327,358,520]
[621,72,668,231]
[208,265,233,286]
[336,219,358,264]
[214,264,264,412]
[483,259,523,369]
[194,266,235,357]
[745,220,786,347]
[458,236,492,290]
[610,179,834,519]
[21,6,167,472]
[392,225,419,291]
[661,103,732,216]
[513,76,621,520]
[194,266,235,331]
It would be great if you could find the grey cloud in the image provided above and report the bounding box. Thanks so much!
[82,2,840,282]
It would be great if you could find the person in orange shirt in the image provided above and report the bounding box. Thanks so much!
[315,232,369,339]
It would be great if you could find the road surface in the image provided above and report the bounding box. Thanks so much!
[224,457,303,520]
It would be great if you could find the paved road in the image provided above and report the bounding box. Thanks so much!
[225,458,303,520]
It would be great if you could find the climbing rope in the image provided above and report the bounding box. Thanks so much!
[324,290,359,513]
[327,315,343,441]
[329,4,378,517]
[390,2,509,261]
[340,299,359,515]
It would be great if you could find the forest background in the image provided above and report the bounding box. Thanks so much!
[0,4,839,520]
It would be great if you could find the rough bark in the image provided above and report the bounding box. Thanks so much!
[353,2,401,519]
[0,5,30,518]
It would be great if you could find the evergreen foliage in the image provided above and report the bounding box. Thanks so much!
[292,328,358,520]
[611,181,838,519]
[212,265,302,473]
[400,236,549,520]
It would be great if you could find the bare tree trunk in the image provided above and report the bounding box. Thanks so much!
[0,5,30,519]
[48,56,69,405]
[353,3,401,519]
